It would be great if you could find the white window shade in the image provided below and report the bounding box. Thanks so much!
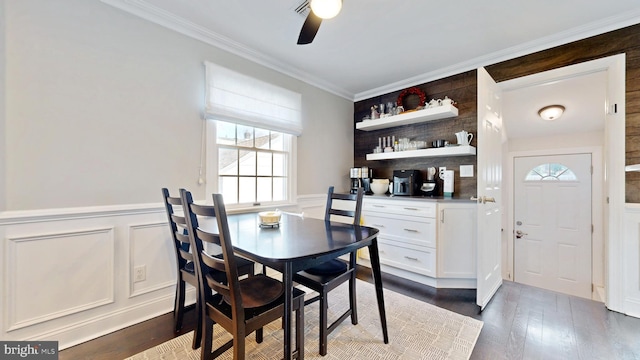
[205,62,302,136]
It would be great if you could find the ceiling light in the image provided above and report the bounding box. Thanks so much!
[538,105,565,121]
[310,0,342,19]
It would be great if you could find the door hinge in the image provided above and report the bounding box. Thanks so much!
[591,165,593,175]
[592,224,594,233]
[592,283,594,292]
[607,197,610,204]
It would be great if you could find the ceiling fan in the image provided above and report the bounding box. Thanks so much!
[297,0,343,45]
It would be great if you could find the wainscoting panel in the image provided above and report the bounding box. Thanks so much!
[129,222,176,298]
[5,227,115,331]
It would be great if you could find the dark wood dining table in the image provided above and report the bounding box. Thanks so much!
[222,212,388,360]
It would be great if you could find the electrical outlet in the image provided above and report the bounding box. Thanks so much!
[439,167,446,179]
[134,265,146,283]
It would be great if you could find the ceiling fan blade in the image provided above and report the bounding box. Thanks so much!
[297,10,322,45]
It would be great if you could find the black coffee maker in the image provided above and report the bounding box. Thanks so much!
[392,169,421,196]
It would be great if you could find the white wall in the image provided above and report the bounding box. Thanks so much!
[0,0,6,212]
[0,0,353,349]
[2,0,352,211]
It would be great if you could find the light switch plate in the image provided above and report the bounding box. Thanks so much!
[460,165,474,177]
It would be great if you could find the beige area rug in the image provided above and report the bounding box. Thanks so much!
[126,281,482,360]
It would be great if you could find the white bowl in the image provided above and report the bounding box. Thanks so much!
[258,211,281,224]
[370,179,389,195]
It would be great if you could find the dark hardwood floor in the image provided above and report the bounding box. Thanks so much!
[60,267,640,359]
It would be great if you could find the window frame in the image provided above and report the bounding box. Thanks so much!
[205,119,297,211]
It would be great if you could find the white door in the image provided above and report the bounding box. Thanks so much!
[514,154,592,299]
[476,67,503,310]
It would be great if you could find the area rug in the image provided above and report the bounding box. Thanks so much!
[126,281,483,360]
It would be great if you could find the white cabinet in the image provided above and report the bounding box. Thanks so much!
[360,197,476,288]
[361,198,437,277]
[437,203,477,279]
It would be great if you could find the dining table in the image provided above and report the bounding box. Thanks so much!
[221,212,388,360]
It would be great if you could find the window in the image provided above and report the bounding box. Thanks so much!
[215,120,291,205]
[524,163,578,181]
[203,62,301,208]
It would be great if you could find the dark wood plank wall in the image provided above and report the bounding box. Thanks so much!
[355,23,640,202]
[354,71,479,199]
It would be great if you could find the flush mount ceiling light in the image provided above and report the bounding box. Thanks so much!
[310,0,342,19]
[538,105,565,121]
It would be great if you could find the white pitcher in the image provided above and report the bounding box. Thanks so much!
[455,130,473,145]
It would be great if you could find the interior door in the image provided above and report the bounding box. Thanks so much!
[476,67,503,310]
[514,154,592,299]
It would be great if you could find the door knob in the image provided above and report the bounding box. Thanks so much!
[515,230,528,239]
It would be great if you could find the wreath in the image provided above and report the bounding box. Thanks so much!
[397,87,426,109]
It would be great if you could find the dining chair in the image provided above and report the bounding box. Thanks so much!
[161,188,255,349]
[293,186,364,356]
[181,189,305,360]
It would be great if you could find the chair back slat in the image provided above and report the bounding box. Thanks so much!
[324,186,364,225]
[181,189,245,323]
[162,188,192,269]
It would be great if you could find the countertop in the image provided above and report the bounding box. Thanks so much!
[364,194,477,203]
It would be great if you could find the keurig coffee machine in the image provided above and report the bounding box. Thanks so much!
[392,169,421,196]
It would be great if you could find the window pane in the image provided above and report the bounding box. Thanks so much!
[216,121,236,146]
[239,150,256,176]
[257,177,272,202]
[218,148,237,175]
[219,177,238,204]
[255,128,270,149]
[525,163,577,181]
[273,177,285,201]
[257,152,272,176]
[237,125,254,148]
[239,177,256,203]
[273,153,286,176]
[271,132,284,151]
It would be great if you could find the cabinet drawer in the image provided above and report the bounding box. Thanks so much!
[364,199,436,218]
[377,241,436,277]
[363,213,436,248]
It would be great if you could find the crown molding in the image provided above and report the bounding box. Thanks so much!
[100,0,353,100]
[101,0,640,102]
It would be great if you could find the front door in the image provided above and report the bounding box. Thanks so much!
[476,67,503,310]
[514,154,592,299]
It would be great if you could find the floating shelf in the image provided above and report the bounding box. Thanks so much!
[626,164,640,172]
[356,104,459,131]
[366,145,476,161]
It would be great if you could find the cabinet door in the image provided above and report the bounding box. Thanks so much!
[438,204,477,279]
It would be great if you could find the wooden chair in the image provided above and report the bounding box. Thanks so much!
[161,188,255,350]
[181,189,305,360]
[293,186,364,356]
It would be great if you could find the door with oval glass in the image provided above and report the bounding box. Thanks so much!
[514,154,592,299]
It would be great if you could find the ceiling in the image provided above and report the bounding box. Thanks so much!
[101,0,637,138]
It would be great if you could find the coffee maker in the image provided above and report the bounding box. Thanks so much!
[350,167,361,194]
[350,166,372,194]
[392,169,421,196]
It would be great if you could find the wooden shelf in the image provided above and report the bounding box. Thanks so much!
[366,145,476,161]
[356,104,459,131]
